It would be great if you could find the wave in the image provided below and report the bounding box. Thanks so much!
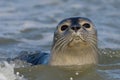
[0,61,26,80]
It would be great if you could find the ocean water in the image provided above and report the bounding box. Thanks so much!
[0,0,120,80]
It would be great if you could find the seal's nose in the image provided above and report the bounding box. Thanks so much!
[71,25,81,32]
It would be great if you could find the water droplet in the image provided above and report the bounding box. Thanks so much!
[70,77,73,80]
[75,72,79,75]
[16,72,20,75]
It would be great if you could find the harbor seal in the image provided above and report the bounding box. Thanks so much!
[13,17,98,66]
[49,17,98,66]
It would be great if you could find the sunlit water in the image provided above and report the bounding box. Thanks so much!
[0,0,120,80]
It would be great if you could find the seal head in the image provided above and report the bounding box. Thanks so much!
[50,17,98,66]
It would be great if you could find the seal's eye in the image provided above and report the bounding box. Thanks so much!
[82,23,91,28]
[60,25,69,31]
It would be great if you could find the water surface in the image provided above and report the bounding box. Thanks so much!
[0,0,120,80]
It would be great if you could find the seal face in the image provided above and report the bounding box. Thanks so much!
[50,17,98,66]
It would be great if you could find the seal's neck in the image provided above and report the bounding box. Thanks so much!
[50,46,98,66]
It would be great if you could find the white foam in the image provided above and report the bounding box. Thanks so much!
[0,62,26,80]
[0,73,7,80]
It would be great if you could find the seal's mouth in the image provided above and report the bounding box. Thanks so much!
[68,36,86,47]
[74,36,83,41]
[72,33,86,42]
[68,35,86,46]
[71,31,85,41]
[74,36,80,40]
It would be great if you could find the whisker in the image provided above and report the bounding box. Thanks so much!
[53,34,72,53]
[60,36,72,53]
[87,37,98,51]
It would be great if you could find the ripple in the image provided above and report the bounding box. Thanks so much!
[0,37,20,45]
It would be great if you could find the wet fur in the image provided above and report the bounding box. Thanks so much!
[49,17,98,66]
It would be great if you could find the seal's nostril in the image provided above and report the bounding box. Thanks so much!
[71,26,81,31]
[71,27,75,30]
[76,27,80,30]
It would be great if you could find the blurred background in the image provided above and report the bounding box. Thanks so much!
[0,0,120,58]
